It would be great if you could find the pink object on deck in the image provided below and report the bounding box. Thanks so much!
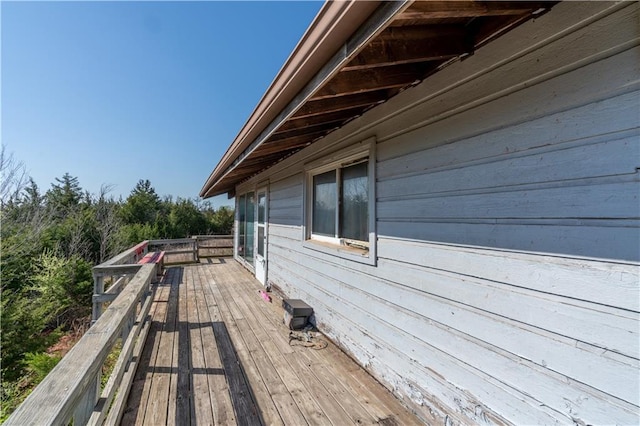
[259,290,272,302]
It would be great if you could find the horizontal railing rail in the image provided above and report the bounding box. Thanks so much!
[194,234,233,257]
[148,234,233,264]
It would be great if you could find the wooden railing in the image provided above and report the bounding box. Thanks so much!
[5,262,155,426]
[148,234,233,264]
[4,235,232,426]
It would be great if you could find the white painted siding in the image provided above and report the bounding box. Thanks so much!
[247,2,640,424]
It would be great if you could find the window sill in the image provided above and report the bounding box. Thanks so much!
[303,238,376,266]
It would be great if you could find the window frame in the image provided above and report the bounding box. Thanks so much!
[303,138,376,266]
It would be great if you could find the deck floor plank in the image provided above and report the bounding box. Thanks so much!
[185,266,215,426]
[213,265,310,425]
[120,277,162,426]
[122,259,423,425]
[202,262,283,426]
[192,265,235,425]
[128,275,172,426]
[224,262,376,425]
[225,260,426,425]
[223,273,345,426]
[230,302,331,426]
[174,267,191,424]
[147,268,180,425]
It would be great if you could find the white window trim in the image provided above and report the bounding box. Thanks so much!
[302,137,377,266]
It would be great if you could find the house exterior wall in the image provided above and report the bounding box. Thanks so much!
[235,2,639,424]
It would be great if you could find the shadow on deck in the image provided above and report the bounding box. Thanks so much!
[122,259,422,425]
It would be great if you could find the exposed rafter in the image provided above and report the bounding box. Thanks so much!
[344,26,471,70]
[312,63,428,100]
[292,91,391,119]
[201,1,556,198]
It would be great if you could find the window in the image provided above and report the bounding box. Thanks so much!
[236,192,255,265]
[304,140,376,264]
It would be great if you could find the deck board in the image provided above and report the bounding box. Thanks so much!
[122,258,423,425]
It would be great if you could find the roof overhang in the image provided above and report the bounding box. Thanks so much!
[200,1,556,199]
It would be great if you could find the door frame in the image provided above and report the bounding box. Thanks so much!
[255,186,268,286]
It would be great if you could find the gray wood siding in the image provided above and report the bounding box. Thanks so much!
[251,2,640,424]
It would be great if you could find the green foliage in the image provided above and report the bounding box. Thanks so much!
[101,342,122,390]
[1,291,62,383]
[30,250,93,328]
[0,352,62,422]
[116,222,160,247]
[0,169,234,419]
[24,352,62,383]
[120,179,162,225]
[207,205,234,234]
[168,198,208,238]
[45,173,83,216]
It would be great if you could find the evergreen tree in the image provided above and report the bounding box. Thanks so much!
[23,178,42,208]
[46,173,83,215]
[120,179,161,225]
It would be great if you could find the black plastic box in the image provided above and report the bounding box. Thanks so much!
[282,299,313,317]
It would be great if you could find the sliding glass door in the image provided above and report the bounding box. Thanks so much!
[236,192,255,265]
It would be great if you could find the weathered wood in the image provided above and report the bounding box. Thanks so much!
[227,260,427,425]
[268,254,568,424]
[119,280,163,425]
[104,295,153,426]
[89,281,155,426]
[399,1,546,19]
[312,63,429,100]
[5,264,155,426]
[149,238,195,246]
[73,374,100,425]
[97,241,148,268]
[120,262,422,425]
[132,280,171,426]
[93,264,142,276]
[92,293,118,303]
[146,269,179,425]
[181,267,214,425]
[173,266,190,424]
[201,265,270,425]
[292,91,390,119]
[275,108,363,133]
[345,26,470,71]
[193,266,235,424]
[226,277,342,425]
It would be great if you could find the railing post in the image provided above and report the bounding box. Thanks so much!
[92,274,105,324]
[73,372,100,425]
[193,236,199,263]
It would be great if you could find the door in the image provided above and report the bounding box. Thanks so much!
[237,192,255,266]
[255,188,268,286]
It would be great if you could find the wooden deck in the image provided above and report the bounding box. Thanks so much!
[122,259,423,425]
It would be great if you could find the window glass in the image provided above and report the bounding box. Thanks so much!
[245,192,255,265]
[257,226,265,257]
[312,171,336,236]
[340,161,368,241]
[237,194,246,258]
[257,192,266,224]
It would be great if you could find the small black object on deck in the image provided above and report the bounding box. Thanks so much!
[282,299,313,330]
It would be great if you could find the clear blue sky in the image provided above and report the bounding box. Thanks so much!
[2,1,322,208]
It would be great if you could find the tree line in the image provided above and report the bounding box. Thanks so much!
[0,149,233,420]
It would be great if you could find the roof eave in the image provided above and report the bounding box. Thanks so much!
[200,0,385,198]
